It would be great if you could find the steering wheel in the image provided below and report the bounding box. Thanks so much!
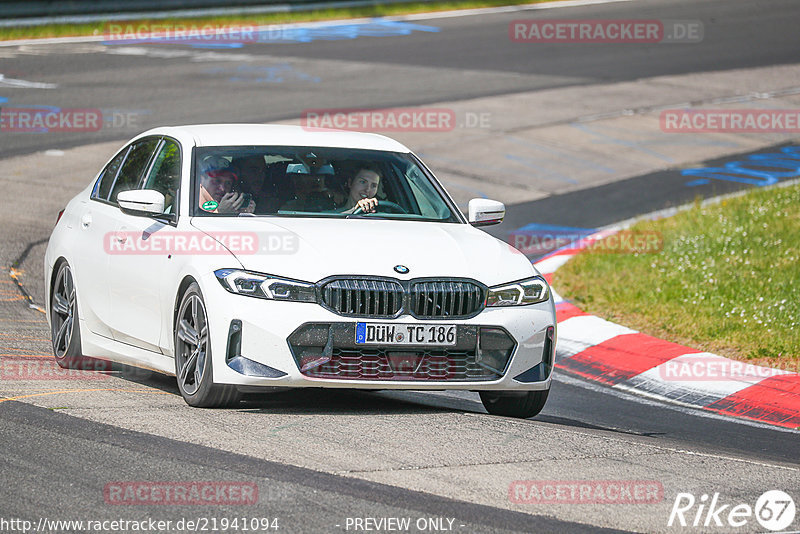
[352,200,407,215]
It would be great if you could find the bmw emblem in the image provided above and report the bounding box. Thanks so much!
[394,265,409,274]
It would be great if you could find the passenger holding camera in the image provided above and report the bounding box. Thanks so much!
[199,167,255,214]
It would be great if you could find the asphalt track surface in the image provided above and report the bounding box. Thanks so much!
[2,0,800,158]
[1,0,799,532]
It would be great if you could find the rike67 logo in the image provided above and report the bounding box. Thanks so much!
[668,490,796,531]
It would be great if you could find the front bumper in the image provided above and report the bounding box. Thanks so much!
[202,272,555,391]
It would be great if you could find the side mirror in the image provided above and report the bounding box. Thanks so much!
[468,198,505,227]
[117,189,165,217]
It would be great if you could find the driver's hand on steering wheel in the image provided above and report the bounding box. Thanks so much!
[355,197,378,213]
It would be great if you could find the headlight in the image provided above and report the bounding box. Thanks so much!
[486,276,549,307]
[214,269,317,303]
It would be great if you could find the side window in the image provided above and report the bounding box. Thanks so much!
[108,137,160,204]
[144,139,181,214]
[92,147,129,201]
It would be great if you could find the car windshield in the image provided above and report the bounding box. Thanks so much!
[193,146,460,222]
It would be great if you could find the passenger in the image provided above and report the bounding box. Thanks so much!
[231,154,277,213]
[337,168,381,214]
[198,168,254,214]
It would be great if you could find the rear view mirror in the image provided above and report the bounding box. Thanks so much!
[117,189,165,217]
[468,198,505,226]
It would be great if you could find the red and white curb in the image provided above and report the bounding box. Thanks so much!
[534,231,800,430]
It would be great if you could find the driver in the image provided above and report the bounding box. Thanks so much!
[338,168,381,214]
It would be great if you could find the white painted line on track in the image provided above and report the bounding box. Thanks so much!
[533,253,574,275]
[0,74,57,89]
[390,0,638,21]
[557,315,637,357]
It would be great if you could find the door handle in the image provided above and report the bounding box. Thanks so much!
[80,213,92,228]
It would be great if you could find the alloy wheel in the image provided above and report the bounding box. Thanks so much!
[175,294,208,396]
[51,264,76,359]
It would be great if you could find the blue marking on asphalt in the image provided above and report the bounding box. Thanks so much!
[683,146,800,187]
[254,19,439,43]
[103,19,439,46]
[570,123,676,163]
[505,154,579,184]
[2,104,61,133]
[504,135,617,175]
[508,223,597,256]
[190,43,244,49]
[513,223,596,234]
[415,152,538,191]
[14,104,59,112]
[417,153,506,174]
[205,64,321,84]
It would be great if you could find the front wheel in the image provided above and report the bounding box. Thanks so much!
[480,389,549,418]
[174,283,240,408]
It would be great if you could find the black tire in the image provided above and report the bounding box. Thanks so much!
[174,282,241,408]
[480,389,549,418]
[51,262,84,369]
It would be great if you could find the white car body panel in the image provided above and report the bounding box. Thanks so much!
[189,217,538,286]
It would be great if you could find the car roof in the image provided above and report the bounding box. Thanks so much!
[141,124,411,153]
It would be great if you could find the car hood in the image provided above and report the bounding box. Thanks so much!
[190,217,537,286]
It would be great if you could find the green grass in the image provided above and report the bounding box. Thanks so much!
[553,183,800,370]
[1,1,548,41]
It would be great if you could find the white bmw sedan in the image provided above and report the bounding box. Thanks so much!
[45,124,556,417]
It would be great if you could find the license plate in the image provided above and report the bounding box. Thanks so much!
[356,322,457,346]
